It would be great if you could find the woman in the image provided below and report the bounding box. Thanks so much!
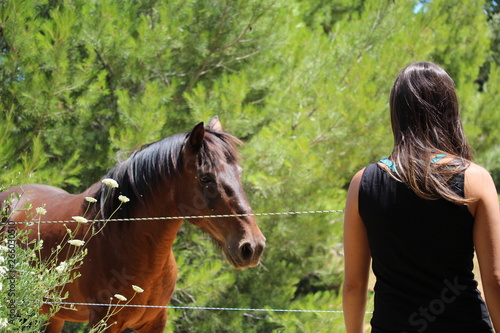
[343,62,500,332]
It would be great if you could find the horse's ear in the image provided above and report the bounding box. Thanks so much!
[207,115,222,132]
[187,122,205,150]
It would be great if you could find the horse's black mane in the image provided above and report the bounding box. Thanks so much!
[87,128,241,222]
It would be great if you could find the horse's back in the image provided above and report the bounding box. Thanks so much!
[1,184,70,200]
[0,184,83,223]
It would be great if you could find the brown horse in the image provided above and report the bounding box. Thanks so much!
[0,117,265,332]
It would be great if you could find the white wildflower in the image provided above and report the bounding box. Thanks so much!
[102,178,119,188]
[55,261,68,274]
[0,266,7,277]
[0,256,4,264]
[72,216,88,223]
[132,285,144,293]
[0,282,2,292]
[118,195,130,203]
[114,294,127,302]
[0,318,7,328]
[85,197,97,203]
[36,207,47,215]
[0,245,7,252]
[68,239,85,247]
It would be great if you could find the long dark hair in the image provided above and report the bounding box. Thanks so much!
[389,62,473,204]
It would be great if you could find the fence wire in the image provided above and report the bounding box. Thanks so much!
[12,209,346,225]
[45,301,354,314]
[11,209,350,314]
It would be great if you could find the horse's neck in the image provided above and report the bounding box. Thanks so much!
[100,207,184,269]
[82,181,102,200]
[84,181,184,270]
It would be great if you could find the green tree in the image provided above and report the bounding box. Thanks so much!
[0,0,280,190]
[1,0,498,332]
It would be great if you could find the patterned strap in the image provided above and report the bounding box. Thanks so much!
[379,158,396,172]
[431,153,447,165]
[380,154,447,173]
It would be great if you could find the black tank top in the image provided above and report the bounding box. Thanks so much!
[359,162,493,333]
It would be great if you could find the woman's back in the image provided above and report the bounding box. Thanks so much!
[359,162,492,332]
[343,62,500,333]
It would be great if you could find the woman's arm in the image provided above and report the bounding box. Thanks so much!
[343,169,371,333]
[467,164,500,332]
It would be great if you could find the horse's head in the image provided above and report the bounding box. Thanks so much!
[178,117,265,269]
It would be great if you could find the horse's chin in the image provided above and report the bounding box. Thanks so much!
[225,255,260,270]
[222,248,261,269]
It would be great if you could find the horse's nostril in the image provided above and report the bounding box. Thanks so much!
[254,243,264,258]
[240,242,254,261]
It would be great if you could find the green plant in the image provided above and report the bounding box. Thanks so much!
[0,179,136,332]
[0,196,85,331]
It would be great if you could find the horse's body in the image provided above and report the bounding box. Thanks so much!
[0,117,265,332]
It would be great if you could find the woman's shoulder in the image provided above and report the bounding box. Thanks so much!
[464,162,497,215]
[348,163,385,192]
[465,162,494,185]
[349,167,366,188]
[351,162,390,184]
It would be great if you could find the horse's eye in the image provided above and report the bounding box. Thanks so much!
[199,174,212,183]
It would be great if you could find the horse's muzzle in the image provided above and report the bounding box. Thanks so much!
[227,237,265,269]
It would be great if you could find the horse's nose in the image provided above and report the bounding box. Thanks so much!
[239,240,265,264]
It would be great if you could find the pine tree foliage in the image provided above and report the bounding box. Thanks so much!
[0,0,498,332]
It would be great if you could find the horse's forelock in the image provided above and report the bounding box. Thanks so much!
[201,129,241,169]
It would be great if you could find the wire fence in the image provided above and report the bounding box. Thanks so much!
[10,209,351,315]
[12,209,346,225]
[8,204,500,314]
[45,301,354,314]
